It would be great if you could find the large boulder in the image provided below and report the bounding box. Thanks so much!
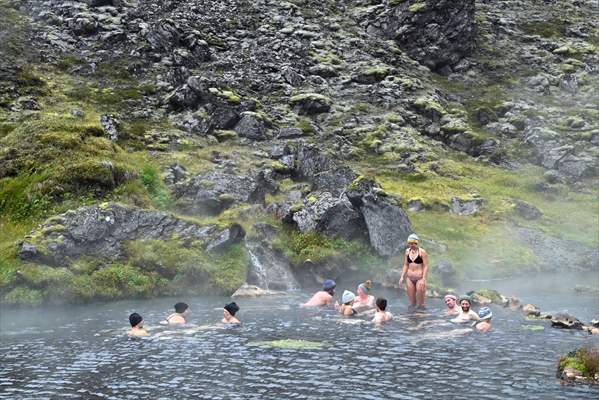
[294,145,358,196]
[347,177,413,257]
[292,192,367,240]
[375,0,476,71]
[18,203,218,266]
[245,224,299,291]
[174,170,278,215]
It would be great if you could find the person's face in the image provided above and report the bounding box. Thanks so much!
[408,240,418,249]
[445,298,456,308]
[223,309,231,319]
[357,287,365,296]
[461,300,471,311]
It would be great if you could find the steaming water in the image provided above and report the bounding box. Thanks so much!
[1,287,598,399]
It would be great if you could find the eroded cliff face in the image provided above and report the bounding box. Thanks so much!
[0,0,597,305]
[369,0,476,72]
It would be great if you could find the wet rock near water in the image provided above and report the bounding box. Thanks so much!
[245,223,299,291]
[231,283,288,298]
[551,313,583,330]
[18,203,220,266]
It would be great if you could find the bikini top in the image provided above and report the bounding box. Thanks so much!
[406,249,423,264]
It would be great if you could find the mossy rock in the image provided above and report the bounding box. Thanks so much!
[409,2,428,13]
[3,287,43,306]
[289,93,332,115]
[413,97,446,120]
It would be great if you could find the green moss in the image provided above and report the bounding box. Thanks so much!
[521,20,567,38]
[125,239,248,294]
[289,93,332,106]
[413,97,446,117]
[272,228,383,269]
[90,263,164,300]
[409,2,427,13]
[3,287,43,306]
[208,87,242,104]
[297,117,315,134]
[473,288,504,303]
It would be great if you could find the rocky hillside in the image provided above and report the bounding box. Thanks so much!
[0,0,597,305]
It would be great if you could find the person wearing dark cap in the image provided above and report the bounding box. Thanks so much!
[166,302,190,325]
[222,302,241,324]
[128,313,148,337]
[300,279,336,307]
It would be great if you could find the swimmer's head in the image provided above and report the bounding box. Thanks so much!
[129,313,143,328]
[459,296,471,311]
[342,290,356,305]
[323,279,336,295]
[444,294,458,308]
[478,307,492,320]
[376,298,387,311]
[174,302,189,314]
[357,280,372,296]
[224,302,240,317]
[407,233,419,246]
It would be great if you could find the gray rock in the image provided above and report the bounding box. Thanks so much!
[164,164,188,185]
[557,153,597,179]
[174,170,278,215]
[514,200,542,220]
[551,313,583,330]
[231,283,288,298]
[205,224,245,253]
[292,192,367,240]
[289,93,331,115]
[18,203,218,266]
[522,303,541,317]
[450,197,483,215]
[436,260,456,286]
[245,223,299,291]
[100,115,121,141]
[295,144,358,196]
[278,127,304,139]
[377,0,476,70]
[234,112,269,141]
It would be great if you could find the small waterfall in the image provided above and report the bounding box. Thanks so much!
[248,248,269,291]
[245,239,299,291]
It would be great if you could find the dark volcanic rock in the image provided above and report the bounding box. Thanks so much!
[377,0,476,70]
[18,203,217,266]
[292,192,367,240]
[514,200,542,220]
[174,170,278,215]
[205,224,245,253]
[551,313,583,330]
[245,223,299,291]
[234,112,269,141]
[294,145,358,196]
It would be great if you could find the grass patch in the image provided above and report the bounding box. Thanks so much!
[560,347,599,377]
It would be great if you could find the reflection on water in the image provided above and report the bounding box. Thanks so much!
[1,289,598,399]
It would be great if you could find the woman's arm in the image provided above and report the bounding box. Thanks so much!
[399,251,409,285]
[421,249,429,282]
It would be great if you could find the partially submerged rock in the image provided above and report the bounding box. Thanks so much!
[551,313,583,330]
[522,303,541,317]
[231,283,287,298]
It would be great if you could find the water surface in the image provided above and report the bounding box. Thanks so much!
[1,286,598,399]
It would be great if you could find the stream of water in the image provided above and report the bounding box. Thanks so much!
[1,276,598,399]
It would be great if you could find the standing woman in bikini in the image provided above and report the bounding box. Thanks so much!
[398,233,429,311]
